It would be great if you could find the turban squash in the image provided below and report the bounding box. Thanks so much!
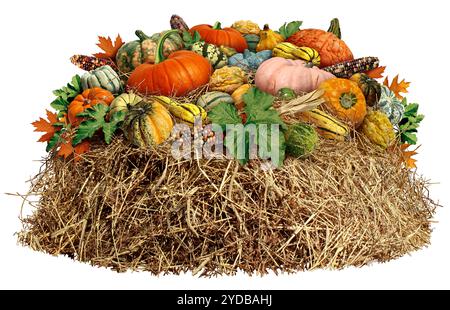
[127,30,212,97]
[254,57,335,95]
[287,29,353,68]
[190,22,248,53]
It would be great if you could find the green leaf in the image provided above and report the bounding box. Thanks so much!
[73,105,124,145]
[182,30,202,48]
[208,102,242,130]
[403,103,419,117]
[278,21,302,39]
[46,131,64,152]
[244,88,286,129]
[50,97,69,112]
[401,131,418,145]
[256,124,285,167]
[224,125,249,165]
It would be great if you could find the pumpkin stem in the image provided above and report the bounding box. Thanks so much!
[212,22,222,30]
[263,24,270,31]
[327,18,341,39]
[155,30,178,64]
[340,92,357,109]
[135,30,151,41]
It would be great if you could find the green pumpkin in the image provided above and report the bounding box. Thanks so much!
[350,73,381,107]
[197,91,234,111]
[244,34,260,52]
[116,30,184,73]
[285,123,318,158]
[80,65,122,94]
[191,41,228,69]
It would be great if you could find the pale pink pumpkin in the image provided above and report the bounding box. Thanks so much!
[255,57,335,95]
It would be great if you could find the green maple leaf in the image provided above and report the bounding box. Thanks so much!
[398,98,424,145]
[51,74,82,113]
[73,104,125,145]
[244,87,286,129]
[208,102,242,130]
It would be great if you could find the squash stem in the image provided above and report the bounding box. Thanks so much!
[155,30,178,64]
[327,18,341,39]
[213,22,222,30]
[135,30,150,41]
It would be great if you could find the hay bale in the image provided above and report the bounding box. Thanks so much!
[18,136,436,276]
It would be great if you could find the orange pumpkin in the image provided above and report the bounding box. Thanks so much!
[127,30,212,96]
[190,22,248,53]
[287,29,353,68]
[68,87,114,126]
[319,78,367,127]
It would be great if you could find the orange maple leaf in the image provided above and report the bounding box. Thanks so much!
[58,139,90,162]
[93,34,124,59]
[32,110,61,142]
[384,75,410,99]
[400,143,419,169]
[365,66,386,79]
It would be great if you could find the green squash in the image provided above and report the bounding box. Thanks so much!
[116,30,184,73]
[197,91,234,111]
[350,73,381,107]
[81,65,122,94]
[244,34,260,52]
[191,41,228,69]
[285,123,318,158]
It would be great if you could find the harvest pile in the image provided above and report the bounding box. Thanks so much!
[21,16,436,275]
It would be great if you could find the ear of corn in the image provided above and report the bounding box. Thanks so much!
[70,55,116,72]
[323,57,379,78]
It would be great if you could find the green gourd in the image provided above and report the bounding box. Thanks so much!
[81,65,122,94]
[244,34,260,52]
[191,41,228,69]
[285,123,318,158]
[197,91,234,111]
[116,30,184,73]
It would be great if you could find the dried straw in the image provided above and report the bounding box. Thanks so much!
[18,135,436,276]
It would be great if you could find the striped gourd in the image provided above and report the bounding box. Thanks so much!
[272,43,320,67]
[323,57,379,78]
[81,65,122,94]
[122,100,174,147]
[154,96,207,124]
[191,41,228,69]
[298,109,350,141]
[244,34,260,52]
[109,93,143,116]
[197,91,234,111]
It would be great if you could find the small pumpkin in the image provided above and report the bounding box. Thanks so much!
[285,123,318,158]
[231,84,252,110]
[127,30,212,97]
[319,78,367,127]
[228,49,272,71]
[81,65,122,94]
[68,87,114,126]
[377,86,405,125]
[361,110,395,149]
[109,93,142,116]
[116,30,184,73]
[256,24,284,52]
[197,91,234,111]
[350,73,381,107]
[209,66,247,93]
[191,41,228,69]
[231,20,261,35]
[122,99,174,147]
[287,29,353,68]
[244,34,260,52]
[254,57,335,95]
[190,22,248,53]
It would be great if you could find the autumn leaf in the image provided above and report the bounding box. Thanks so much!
[94,34,124,59]
[384,75,410,99]
[32,110,61,142]
[365,66,386,79]
[400,143,419,169]
[58,139,90,161]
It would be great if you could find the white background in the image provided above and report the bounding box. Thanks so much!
[0,0,449,289]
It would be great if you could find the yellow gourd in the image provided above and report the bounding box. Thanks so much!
[361,111,395,149]
[256,24,284,52]
[231,84,252,110]
[209,66,248,93]
[231,20,261,35]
